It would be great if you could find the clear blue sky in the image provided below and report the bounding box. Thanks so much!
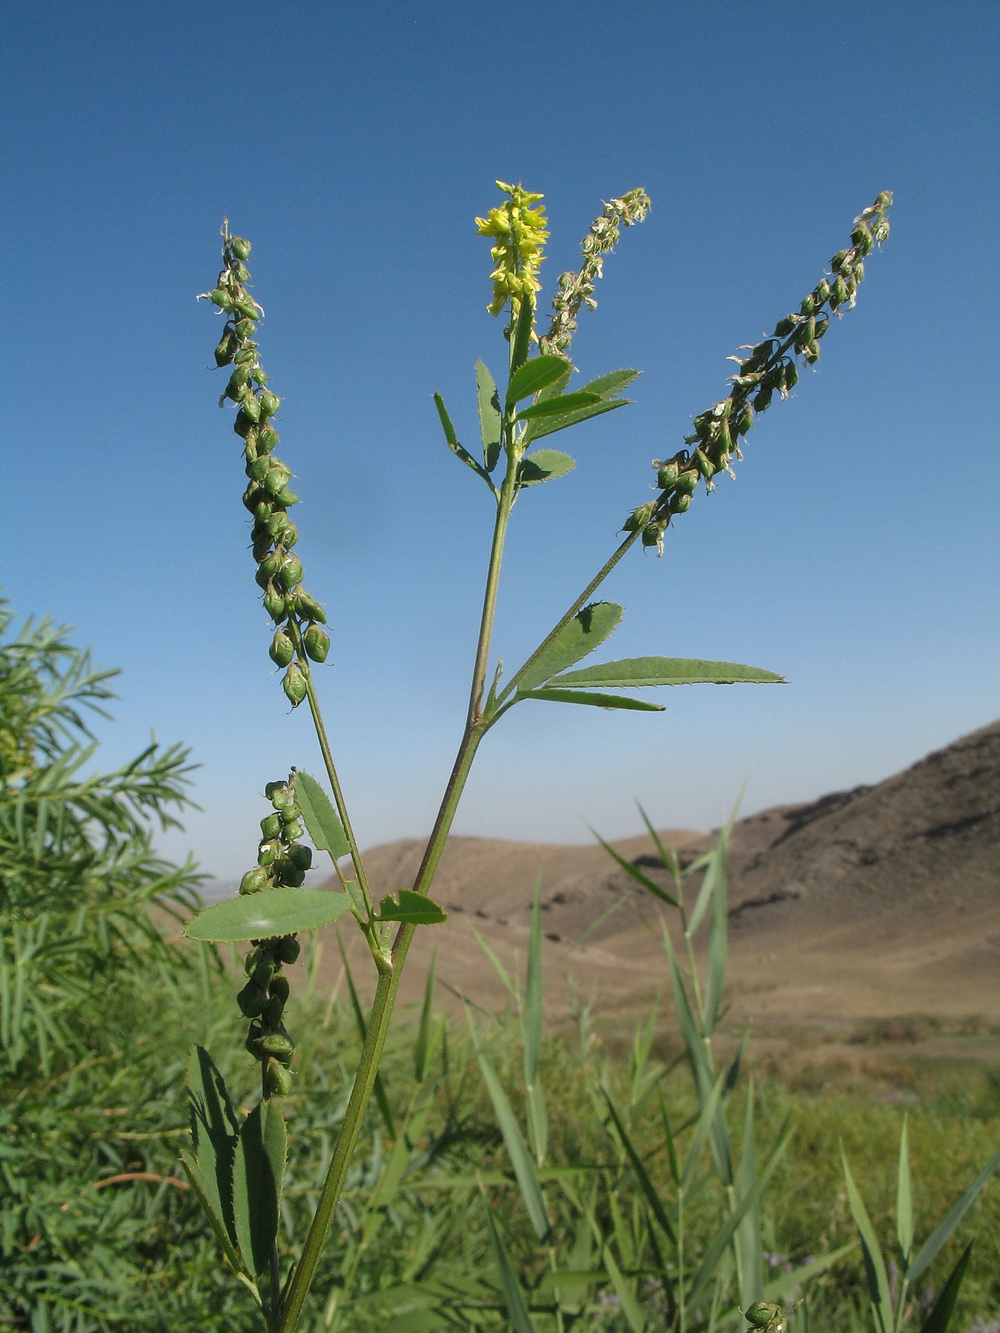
[5,2,998,883]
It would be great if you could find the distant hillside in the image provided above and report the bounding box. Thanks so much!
[316,720,1000,1032]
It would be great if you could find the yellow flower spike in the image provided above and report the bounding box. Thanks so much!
[476,180,549,318]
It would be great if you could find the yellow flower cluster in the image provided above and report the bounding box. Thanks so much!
[475,180,549,317]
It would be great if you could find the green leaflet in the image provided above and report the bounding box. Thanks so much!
[294,770,350,860]
[535,365,572,403]
[523,396,627,443]
[475,360,502,472]
[514,601,623,694]
[549,657,785,688]
[518,688,664,712]
[181,1046,242,1275]
[232,1101,286,1286]
[510,294,535,374]
[516,449,576,486]
[505,354,571,406]
[432,391,493,486]
[577,368,640,399]
[184,886,353,942]
[376,888,447,924]
[515,389,601,421]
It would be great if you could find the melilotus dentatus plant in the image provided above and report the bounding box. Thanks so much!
[184,182,892,1330]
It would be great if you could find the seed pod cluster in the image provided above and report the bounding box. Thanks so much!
[199,222,331,703]
[625,191,892,554]
[235,777,309,1097]
[539,188,651,358]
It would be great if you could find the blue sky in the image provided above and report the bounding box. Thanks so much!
[5,2,998,883]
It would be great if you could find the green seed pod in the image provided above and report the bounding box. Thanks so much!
[280,521,299,550]
[252,530,272,563]
[743,1302,782,1330]
[656,460,680,490]
[237,981,267,1018]
[303,625,330,662]
[233,408,256,438]
[623,501,656,533]
[257,549,282,577]
[264,463,292,496]
[229,364,252,391]
[754,386,773,413]
[283,664,307,707]
[244,946,263,976]
[234,347,257,366]
[803,341,821,364]
[214,329,238,366]
[735,404,754,435]
[668,492,691,514]
[259,1031,295,1058]
[265,509,290,539]
[258,391,281,419]
[799,293,816,316]
[230,236,251,261]
[275,486,300,507]
[851,220,873,254]
[278,555,304,590]
[282,817,305,842]
[269,630,295,668]
[209,287,233,310]
[693,448,714,480]
[265,1058,293,1097]
[276,936,301,964]
[783,363,799,392]
[233,263,251,283]
[830,248,851,273]
[248,454,272,482]
[292,589,326,623]
[241,394,262,424]
[262,583,287,621]
[243,482,265,513]
[287,843,312,871]
[240,866,271,896]
[260,812,283,840]
[255,564,274,591]
[641,520,666,550]
[674,468,699,496]
[773,314,798,337]
[794,316,816,351]
[282,801,302,821]
[270,972,290,1004]
[258,838,282,866]
[276,863,306,888]
[236,297,261,321]
[235,316,257,340]
[251,958,275,991]
[266,780,291,808]
[257,425,280,452]
[263,995,285,1027]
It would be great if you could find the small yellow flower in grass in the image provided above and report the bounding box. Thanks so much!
[475,180,549,317]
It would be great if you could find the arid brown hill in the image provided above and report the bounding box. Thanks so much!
[319,720,1000,1032]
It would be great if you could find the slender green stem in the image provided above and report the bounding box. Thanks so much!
[288,621,374,918]
[276,424,521,1331]
[494,529,640,712]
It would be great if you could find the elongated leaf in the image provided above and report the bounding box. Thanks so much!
[475,1043,550,1240]
[535,365,572,403]
[550,657,785,688]
[515,602,623,694]
[578,368,640,399]
[511,294,535,374]
[702,827,730,1035]
[182,1046,241,1274]
[524,881,547,1167]
[908,1147,1000,1279]
[756,1240,859,1306]
[516,390,601,422]
[185,886,353,942]
[517,449,576,486]
[476,360,502,472]
[602,1088,677,1245]
[523,396,627,442]
[592,830,680,909]
[482,1196,538,1333]
[506,354,571,406]
[518,688,664,712]
[897,1116,913,1266]
[734,1084,763,1311]
[842,1149,894,1333]
[919,1241,974,1333]
[433,391,493,486]
[377,888,447,924]
[232,1102,286,1284]
[413,951,440,1084]
[603,1246,646,1333]
[294,771,350,860]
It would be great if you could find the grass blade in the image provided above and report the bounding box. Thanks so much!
[472,1032,550,1241]
[908,1147,1000,1280]
[896,1115,913,1267]
[842,1147,893,1333]
[918,1240,974,1333]
[481,1189,538,1333]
